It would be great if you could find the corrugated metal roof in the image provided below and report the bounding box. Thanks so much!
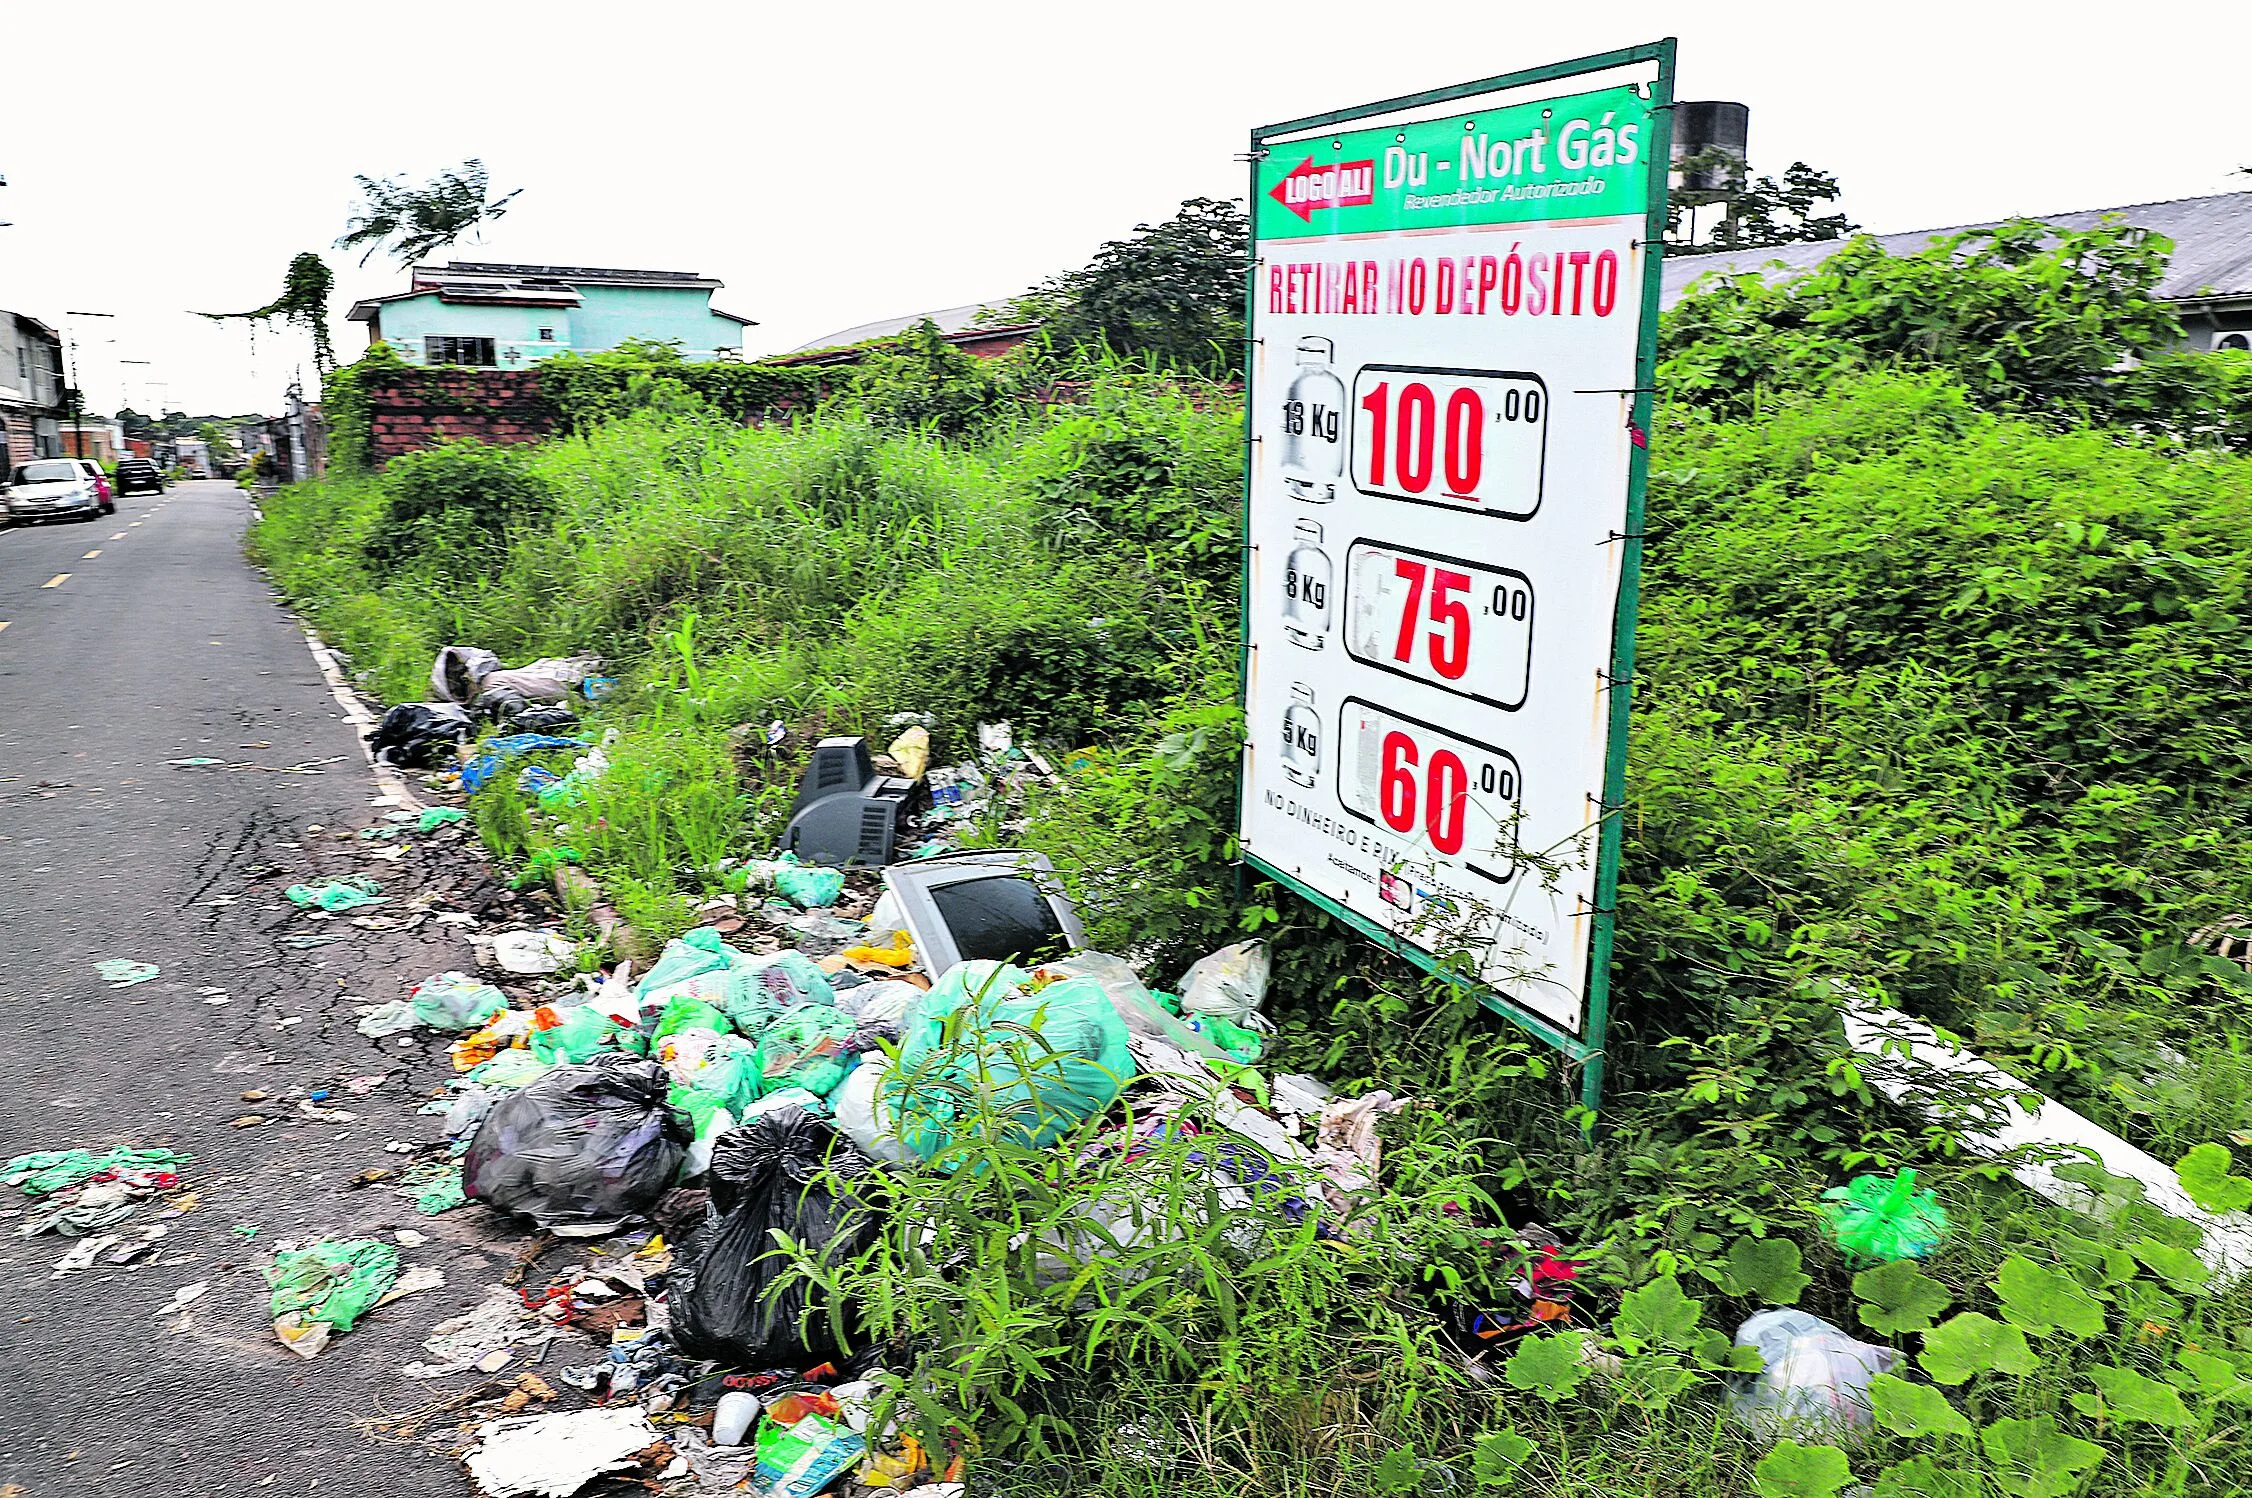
[1661,190,2252,308]
[414,260,720,289]
[790,299,1022,352]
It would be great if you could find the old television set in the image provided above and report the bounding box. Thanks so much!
[883,850,1087,976]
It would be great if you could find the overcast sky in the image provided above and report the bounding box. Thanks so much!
[4,0,2246,415]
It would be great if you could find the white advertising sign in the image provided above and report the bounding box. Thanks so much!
[1240,65,1668,1045]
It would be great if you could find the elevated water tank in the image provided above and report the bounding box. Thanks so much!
[1672,101,1750,195]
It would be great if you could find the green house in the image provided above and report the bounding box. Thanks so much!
[346,260,756,367]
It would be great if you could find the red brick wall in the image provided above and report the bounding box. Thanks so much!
[363,368,556,466]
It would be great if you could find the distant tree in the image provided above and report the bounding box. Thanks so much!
[335,159,523,268]
[1666,154,1856,257]
[116,406,153,438]
[195,252,338,373]
[1024,197,1249,373]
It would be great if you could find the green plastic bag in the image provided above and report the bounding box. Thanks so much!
[530,1005,645,1065]
[725,950,836,1034]
[653,993,733,1042]
[669,1084,736,1141]
[668,1032,764,1113]
[1188,1013,1265,1063]
[635,927,737,1002]
[1822,1168,1948,1262]
[773,862,845,910]
[407,972,509,1031]
[884,961,1133,1159]
[266,1239,400,1349]
[757,1003,858,1098]
[285,877,387,912]
[466,1050,554,1089]
[416,807,467,832]
[2,1146,187,1197]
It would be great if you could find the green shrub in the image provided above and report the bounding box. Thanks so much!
[365,439,558,567]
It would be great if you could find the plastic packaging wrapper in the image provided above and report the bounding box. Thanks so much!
[885,961,1133,1159]
[669,1108,877,1370]
[409,971,510,1032]
[266,1238,400,1357]
[1177,940,1271,1023]
[1726,1309,1900,1438]
[841,932,916,969]
[757,1003,858,1098]
[459,733,593,795]
[1822,1168,1949,1263]
[431,645,502,705]
[838,979,923,1025]
[369,702,474,768]
[530,1005,645,1065]
[754,1406,867,1498]
[464,1055,692,1233]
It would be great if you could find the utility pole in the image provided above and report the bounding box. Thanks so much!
[63,310,115,461]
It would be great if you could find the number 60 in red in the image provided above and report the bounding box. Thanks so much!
[1378,730,1469,854]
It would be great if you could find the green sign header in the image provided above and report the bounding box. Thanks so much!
[1256,84,1653,241]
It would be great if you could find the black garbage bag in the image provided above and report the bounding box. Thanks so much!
[474,685,579,733]
[367,702,474,768]
[669,1107,880,1369]
[463,1054,692,1233]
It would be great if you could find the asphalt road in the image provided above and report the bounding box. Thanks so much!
[0,481,530,1496]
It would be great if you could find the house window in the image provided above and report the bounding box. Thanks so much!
[538,327,556,341]
[15,347,25,380]
[424,336,497,367]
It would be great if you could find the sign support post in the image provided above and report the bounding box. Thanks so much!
[1236,42,1677,1123]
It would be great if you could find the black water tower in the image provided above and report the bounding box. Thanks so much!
[1672,101,1750,195]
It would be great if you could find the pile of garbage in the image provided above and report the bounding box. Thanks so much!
[356,678,1555,1495]
[369,646,616,771]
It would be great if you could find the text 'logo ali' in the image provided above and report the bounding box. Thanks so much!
[1269,156,1376,222]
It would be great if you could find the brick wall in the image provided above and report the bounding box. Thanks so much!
[363,368,557,466]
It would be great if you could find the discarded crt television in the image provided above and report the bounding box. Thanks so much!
[781,735,922,866]
[883,849,1086,974]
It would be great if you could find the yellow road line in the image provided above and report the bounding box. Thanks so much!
[0,621,10,633]
[128,522,141,527]
[83,549,102,558]
[110,532,126,539]
[41,573,70,588]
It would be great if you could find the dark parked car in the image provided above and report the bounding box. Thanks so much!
[113,457,166,494]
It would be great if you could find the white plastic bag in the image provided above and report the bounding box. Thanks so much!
[1177,940,1271,1023]
[830,1059,919,1165]
[1726,1309,1899,1438]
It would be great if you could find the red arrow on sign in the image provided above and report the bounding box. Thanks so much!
[1268,155,1377,222]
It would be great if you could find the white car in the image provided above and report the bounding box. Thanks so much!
[4,457,111,524]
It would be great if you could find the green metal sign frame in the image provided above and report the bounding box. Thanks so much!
[1236,40,1677,1121]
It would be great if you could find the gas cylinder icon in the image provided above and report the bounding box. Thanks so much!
[1281,683,1322,788]
[1280,337,1345,502]
[1283,518,1332,651]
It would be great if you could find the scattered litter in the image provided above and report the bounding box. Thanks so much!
[155,1280,209,1317]
[95,959,161,989]
[418,806,468,831]
[404,1286,569,1378]
[169,756,226,767]
[355,1000,420,1038]
[285,877,387,912]
[398,1159,468,1216]
[493,930,576,976]
[369,702,474,768]
[1822,1168,1948,1262]
[408,971,509,1031]
[1727,1309,1899,1438]
[265,1239,400,1358]
[279,931,348,950]
[464,1407,660,1498]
